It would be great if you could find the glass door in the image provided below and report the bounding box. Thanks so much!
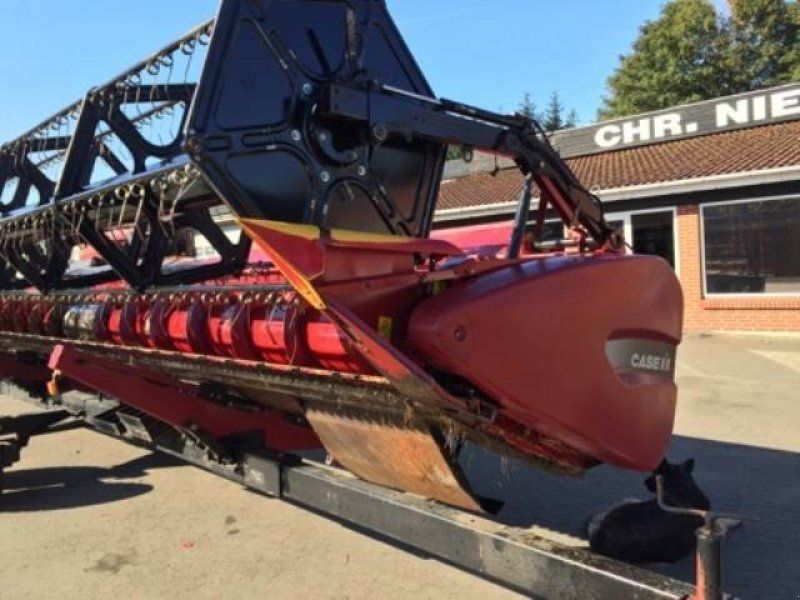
[631,211,675,268]
[606,209,676,269]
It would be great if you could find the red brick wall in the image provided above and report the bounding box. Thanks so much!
[676,205,800,332]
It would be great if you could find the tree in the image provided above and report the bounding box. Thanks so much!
[543,92,564,131]
[793,2,800,80]
[565,109,579,128]
[542,92,579,131]
[517,92,542,121]
[600,0,800,119]
[727,0,800,88]
[600,0,726,119]
[448,92,579,162]
[518,91,578,132]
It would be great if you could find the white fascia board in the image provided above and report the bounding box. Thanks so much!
[594,164,800,201]
[433,165,800,222]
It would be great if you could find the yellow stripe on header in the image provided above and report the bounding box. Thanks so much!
[237,219,326,310]
[330,229,412,244]
[240,219,321,241]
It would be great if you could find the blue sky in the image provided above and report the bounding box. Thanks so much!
[0,1,673,143]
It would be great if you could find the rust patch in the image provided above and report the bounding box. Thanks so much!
[305,408,482,512]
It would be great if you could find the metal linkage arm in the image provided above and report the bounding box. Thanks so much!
[322,84,616,248]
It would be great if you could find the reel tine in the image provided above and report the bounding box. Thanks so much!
[0,231,10,265]
[70,204,79,243]
[107,193,116,233]
[31,215,40,249]
[161,52,174,95]
[132,193,145,242]
[134,73,144,119]
[95,199,103,235]
[13,222,23,259]
[182,36,196,87]
[74,208,87,247]
[116,188,131,234]
[156,185,169,237]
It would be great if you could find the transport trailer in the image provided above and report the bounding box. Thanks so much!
[0,1,735,598]
[2,379,733,600]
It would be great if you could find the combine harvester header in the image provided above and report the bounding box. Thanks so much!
[0,2,721,598]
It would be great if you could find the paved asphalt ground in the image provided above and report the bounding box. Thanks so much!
[0,332,798,599]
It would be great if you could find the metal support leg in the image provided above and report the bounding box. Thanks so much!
[655,475,749,600]
[694,525,724,600]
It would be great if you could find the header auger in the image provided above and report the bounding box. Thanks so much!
[0,0,681,515]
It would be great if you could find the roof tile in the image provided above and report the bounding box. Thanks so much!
[437,120,800,211]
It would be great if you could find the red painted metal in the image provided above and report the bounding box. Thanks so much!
[249,300,303,365]
[49,344,321,452]
[207,300,246,358]
[125,299,155,347]
[0,298,9,331]
[0,290,372,376]
[42,304,65,337]
[0,352,51,389]
[302,311,373,373]
[0,219,683,480]
[26,301,48,335]
[107,303,125,345]
[149,298,177,351]
[432,220,515,255]
[408,253,683,471]
[167,300,210,354]
[9,299,29,333]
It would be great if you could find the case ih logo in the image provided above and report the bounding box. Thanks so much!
[630,353,673,373]
[554,83,800,158]
[604,339,677,378]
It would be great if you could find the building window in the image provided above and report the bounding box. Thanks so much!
[631,211,675,268]
[606,209,678,271]
[702,197,800,295]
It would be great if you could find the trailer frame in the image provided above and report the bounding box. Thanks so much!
[0,381,703,600]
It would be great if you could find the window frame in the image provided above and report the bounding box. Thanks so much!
[605,207,680,277]
[699,194,800,298]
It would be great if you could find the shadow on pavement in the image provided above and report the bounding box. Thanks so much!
[0,452,184,513]
[460,434,799,599]
[2,427,795,597]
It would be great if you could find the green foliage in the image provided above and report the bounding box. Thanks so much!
[446,145,466,160]
[448,92,579,162]
[517,92,543,121]
[565,109,579,128]
[600,0,800,119]
[518,91,578,132]
[600,0,725,118]
[727,0,800,88]
[543,92,565,131]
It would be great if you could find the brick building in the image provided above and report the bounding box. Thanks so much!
[434,83,800,332]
